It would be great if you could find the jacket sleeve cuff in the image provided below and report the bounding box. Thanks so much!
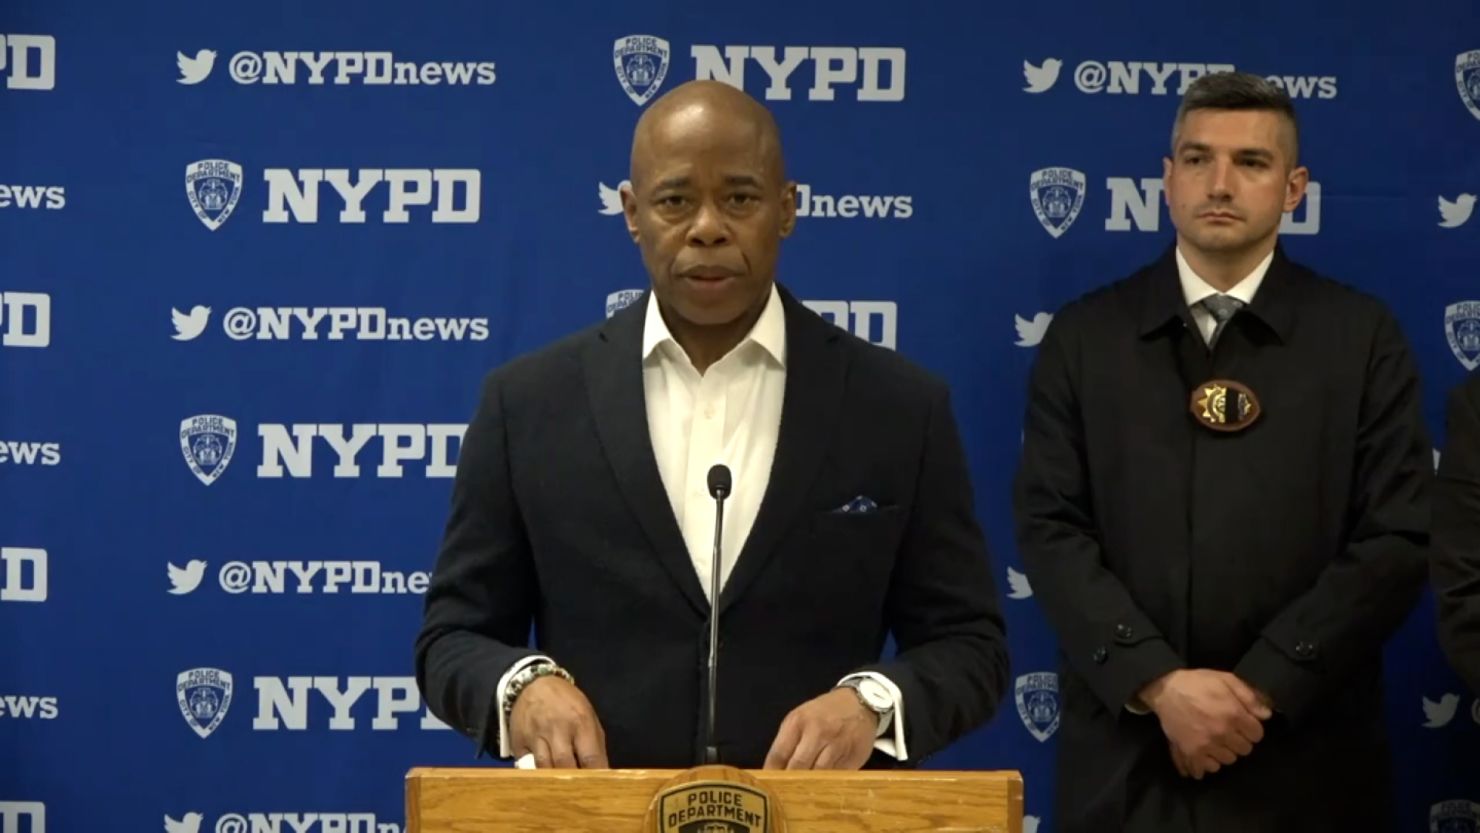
[1084,635,1184,716]
[1234,637,1323,725]
[476,654,553,759]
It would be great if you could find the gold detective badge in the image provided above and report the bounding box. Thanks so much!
[1191,379,1261,433]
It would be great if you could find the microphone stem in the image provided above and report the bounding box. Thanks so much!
[706,494,725,764]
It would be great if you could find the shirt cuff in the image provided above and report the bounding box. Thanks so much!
[494,654,553,758]
[838,671,907,761]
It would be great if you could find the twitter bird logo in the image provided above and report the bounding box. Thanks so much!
[1015,312,1053,347]
[1422,693,1459,728]
[1438,193,1476,228]
[177,50,216,85]
[168,560,208,595]
[1023,59,1062,93]
[164,812,203,833]
[172,306,211,341]
[1006,567,1033,600]
[598,180,630,216]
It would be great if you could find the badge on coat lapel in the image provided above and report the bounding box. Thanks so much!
[1015,672,1060,742]
[1429,799,1480,833]
[1190,379,1262,433]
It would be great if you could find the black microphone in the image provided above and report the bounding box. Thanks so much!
[703,463,732,765]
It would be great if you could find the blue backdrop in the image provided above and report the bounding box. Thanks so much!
[2,2,1478,831]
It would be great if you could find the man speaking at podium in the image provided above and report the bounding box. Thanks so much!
[416,80,1008,770]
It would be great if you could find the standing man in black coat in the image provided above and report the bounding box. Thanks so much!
[416,80,1009,771]
[1435,372,1480,694]
[1014,72,1431,831]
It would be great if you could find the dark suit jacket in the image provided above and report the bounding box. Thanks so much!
[1014,247,1430,832]
[416,285,1008,768]
[1435,372,1480,695]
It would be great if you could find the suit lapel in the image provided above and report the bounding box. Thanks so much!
[719,288,847,614]
[584,294,709,616]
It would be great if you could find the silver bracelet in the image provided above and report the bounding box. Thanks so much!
[502,662,574,717]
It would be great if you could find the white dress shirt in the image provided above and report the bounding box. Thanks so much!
[1176,247,1273,345]
[1126,247,1276,715]
[497,284,907,761]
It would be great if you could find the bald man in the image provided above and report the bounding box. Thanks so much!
[415,81,1008,770]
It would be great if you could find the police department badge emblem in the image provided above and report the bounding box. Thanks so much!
[614,35,671,107]
[1456,50,1480,122]
[180,414,237,486]
[1029,167,1086,239]
[177,667,233,739]
[186,159,243,231]
[1430,799,1480,833]
[1015,672,1060,742]
[646,766,781,833]
[1446,301,1480,371]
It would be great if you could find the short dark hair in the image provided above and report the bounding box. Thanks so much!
[1170,72,1299,164]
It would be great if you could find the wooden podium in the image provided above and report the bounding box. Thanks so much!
[407,765,1023,832]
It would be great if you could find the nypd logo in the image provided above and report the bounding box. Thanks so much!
[176,671,449,736]
[1446,301,1480,371]
[1031,171,1322,237]
[1014,672,1060,742]
[1029,168,1086,239]
[175,420,465,482]
[186,159,243,231]
[1,547,47,603]
[165,812,400,833]
[262,168,480,223]
[258,424,464,478]
[1,34,55,90]
[1457,50,1480,122]
[693,44,906,102]
[177,667,233,739]
[614,35,669,106]
[180,415,238,486]
[1431,800,1480,833]
[187,163,481,227]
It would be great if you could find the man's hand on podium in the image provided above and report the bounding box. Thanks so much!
[762,687,877,770]
[509,675,610,769]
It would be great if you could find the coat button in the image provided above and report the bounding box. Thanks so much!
[1115,624,1134,640]
[1092,646,1109,664]
[1294,641,1316,659]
